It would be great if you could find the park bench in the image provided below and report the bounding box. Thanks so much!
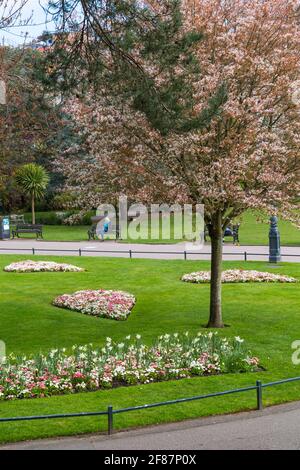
[12,224,43,239]
[87,224,97,241]
[204,224,240,244]
[224,224,240,244]
[88,223,121,241]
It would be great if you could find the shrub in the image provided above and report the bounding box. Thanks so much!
[24,211,76,225]
[63,210,96,225]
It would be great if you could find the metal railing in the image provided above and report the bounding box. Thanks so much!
[0,246,299,261]
[1,376,300,435]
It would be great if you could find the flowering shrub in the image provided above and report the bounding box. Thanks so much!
[53,290,136,320]
[4,260,84,273]
[0,332,259,400]
[182,269,297,284]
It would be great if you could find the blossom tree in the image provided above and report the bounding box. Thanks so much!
[58,0,300,327]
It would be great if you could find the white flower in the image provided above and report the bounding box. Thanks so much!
[235,336,244,343]
[182,269,297,284]
[4,260,84,273]
[53,290,135,321]
[0,331,257,402]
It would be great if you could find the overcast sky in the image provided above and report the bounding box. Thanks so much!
[0,0,55,46]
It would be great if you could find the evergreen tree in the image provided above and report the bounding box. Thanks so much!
[44,0,226,134]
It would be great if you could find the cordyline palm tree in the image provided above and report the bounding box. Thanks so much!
[15,164,49,224]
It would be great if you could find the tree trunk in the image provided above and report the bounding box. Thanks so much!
[207,211,224,328]
[31,193,35,225]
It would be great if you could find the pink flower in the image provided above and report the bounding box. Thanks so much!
[73,372,84,379]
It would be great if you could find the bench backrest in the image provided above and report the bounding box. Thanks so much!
[16,224,43,230]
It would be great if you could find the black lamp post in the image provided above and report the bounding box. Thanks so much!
[269,215,281,263]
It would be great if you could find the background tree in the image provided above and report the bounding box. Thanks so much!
[0,0,31,209]
[0,0,30,30]
[53,0,300,327]
[15,163,49,224]
[44,0,226,133]
[0,45,78,212]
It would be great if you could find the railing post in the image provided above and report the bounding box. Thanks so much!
[129,250,132,259]
[256,380,263,410]
[79,248,82,257]
[107,405,113,435]
[184,250,187,260]
[244,251,247,262]
[32,247,35,255]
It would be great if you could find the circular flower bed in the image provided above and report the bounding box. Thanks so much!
[0,332,259,400]
[53,289,136,320]
[182,269,297,283]
[4,260,84,273]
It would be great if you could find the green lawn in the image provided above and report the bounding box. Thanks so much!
[237,211,300,246]
[13,210,300,245]
[0,254,299,443]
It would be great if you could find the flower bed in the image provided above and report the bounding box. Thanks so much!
[182,269,297,284]
[53,290,136,321]
[4,260,84,273]
[0,333,259,400]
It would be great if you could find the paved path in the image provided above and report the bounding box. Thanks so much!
[2,401,300,450]
[0,239,300,262]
